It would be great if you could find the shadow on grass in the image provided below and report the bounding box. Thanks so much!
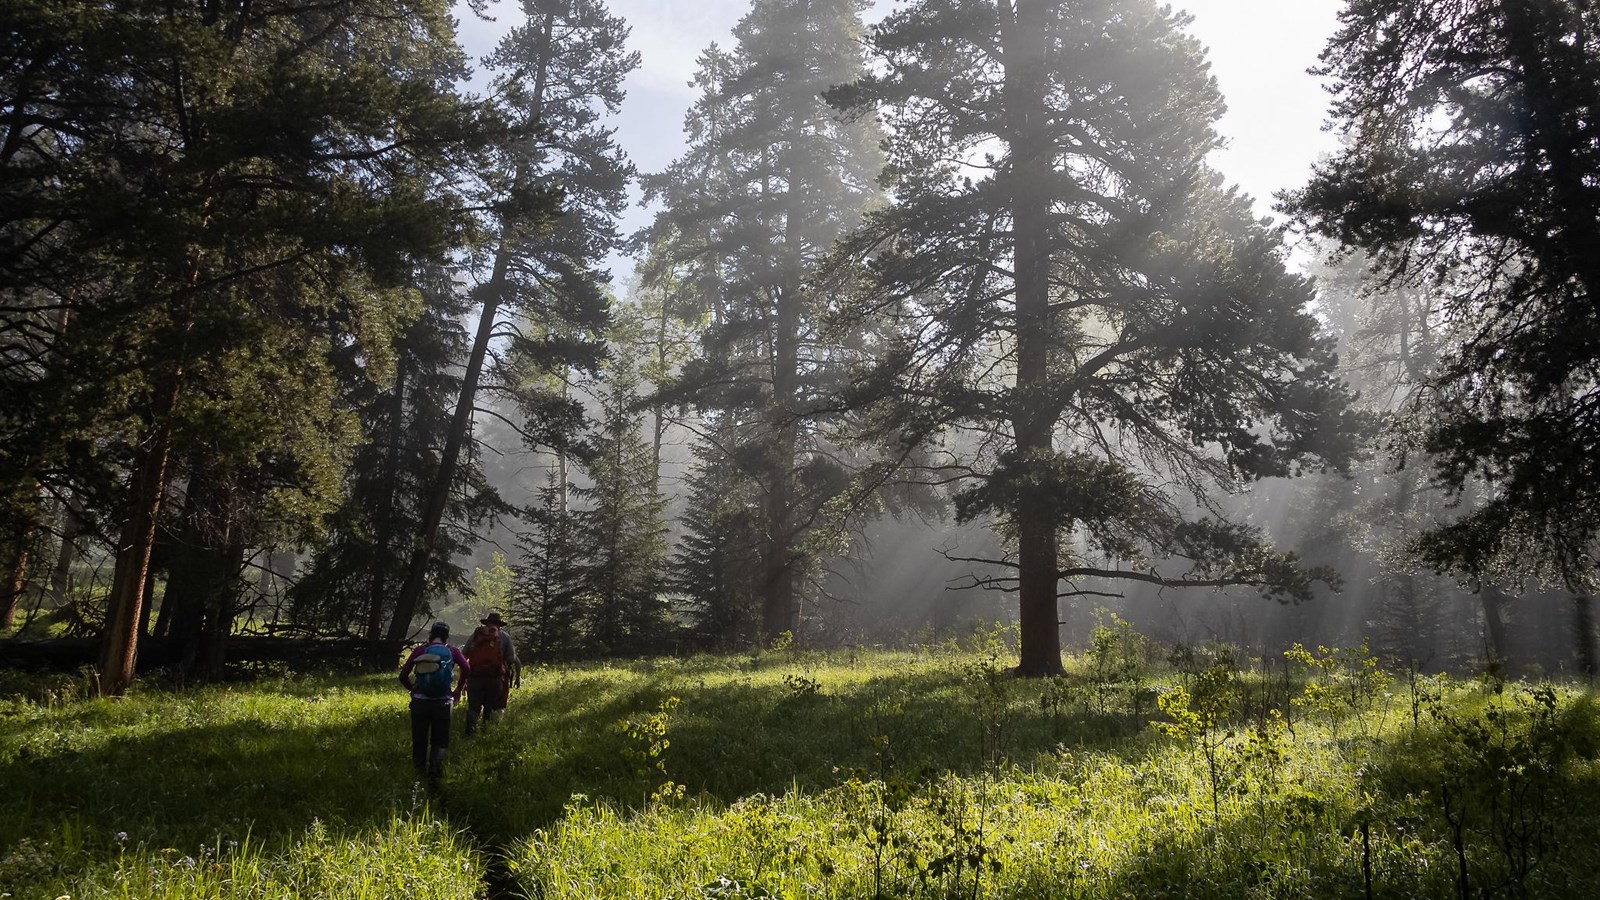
[1348,689,1600,899]
[0,669,674,871]
[443,663,1164,843]
[3,698,426,856]
[0,658,1336,885]
[1,675,538,896]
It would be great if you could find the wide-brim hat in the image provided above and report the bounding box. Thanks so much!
[481,612,507,627]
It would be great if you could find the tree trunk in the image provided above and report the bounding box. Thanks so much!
[49,495,82,608]
[170,542,227,679]
[757,103,816,646]
[195,529,246,681]
[390,253,507,641]
[365,363,406,640]
[151,561,175,640]
[559,378,571,516]
[759,464,796,643]
[389,11,555,642]
[161,478,203,648]
[0,528,31,632]
[1573,594,1597,678]
[651,302,669,493]
[761,266,802,642]
[136,566,157,641]
[1004,0,1063,677]
[159,456,252,683]
[96,394,178,696]
[1481,582,1510,665]
[164,477,222,677]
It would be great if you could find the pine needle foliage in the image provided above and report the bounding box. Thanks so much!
[1287,0,1600,588]
[825,0,1359,675]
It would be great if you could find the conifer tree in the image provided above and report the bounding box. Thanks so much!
[1288,0,1600,589]
[391,0,634,639]
[569,308,670,655]
[2,0,506,693]
[672,437,765,648]
[512,469,586,659]
[629,259,702,495]
[828,0,1355,675]
[642,0,882,645]
[291,271,503,639]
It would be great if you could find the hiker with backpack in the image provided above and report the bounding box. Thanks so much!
[398,621,469,780]
[462,611,520,735]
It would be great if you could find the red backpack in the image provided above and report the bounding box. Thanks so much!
[466,625,506,676]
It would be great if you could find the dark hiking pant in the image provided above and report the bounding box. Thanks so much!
[464,675,505,733]
[410,697,452,776]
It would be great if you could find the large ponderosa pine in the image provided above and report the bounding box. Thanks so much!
[829,0,1355,675]
[389,0,631,640]
[2,0,500,693]
[1287,0,1600,590]
[643,0,881,644]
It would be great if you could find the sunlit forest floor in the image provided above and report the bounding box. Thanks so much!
[4,634,1600,899]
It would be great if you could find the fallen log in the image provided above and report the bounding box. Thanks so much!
[0,636,408,676]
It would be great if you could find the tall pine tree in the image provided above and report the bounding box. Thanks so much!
[291,270,505,639]
[828,0,1356,675]
[512,469,585,659]
[643,0,882,645]
[390,0,632,639]
[1288,0,1600,590]
[568,307,670,655]
[672,435,765,648]
[2,0,505,693]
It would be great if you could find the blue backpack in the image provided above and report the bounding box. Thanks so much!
[412,644,454,698]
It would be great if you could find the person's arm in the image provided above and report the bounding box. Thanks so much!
[501,632,521,686]
[451,646,470,702]
[398,646,423,693]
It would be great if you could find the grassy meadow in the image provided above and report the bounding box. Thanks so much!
[4,628,1600,899]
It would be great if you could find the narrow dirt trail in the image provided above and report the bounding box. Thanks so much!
[431,704,533,900]
[430,777,529,900]
[478,849,525,900]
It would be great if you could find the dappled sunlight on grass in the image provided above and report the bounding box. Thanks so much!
[5,650,1600,898]
[1,812,480,900]
[486,651,1600,898]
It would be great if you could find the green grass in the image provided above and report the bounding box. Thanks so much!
[4,642,1599,898]
[0,674,480,899]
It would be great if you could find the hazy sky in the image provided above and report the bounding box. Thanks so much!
[456,0,1347,282]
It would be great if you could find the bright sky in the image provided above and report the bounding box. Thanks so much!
[456,0,1347,283]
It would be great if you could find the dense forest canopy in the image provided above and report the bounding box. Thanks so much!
[2,0,1597,691]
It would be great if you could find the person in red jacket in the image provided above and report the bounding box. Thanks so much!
[398,621,469,780]
[462,611,520,734]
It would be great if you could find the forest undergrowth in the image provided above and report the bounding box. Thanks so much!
[3,626,1599,899]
